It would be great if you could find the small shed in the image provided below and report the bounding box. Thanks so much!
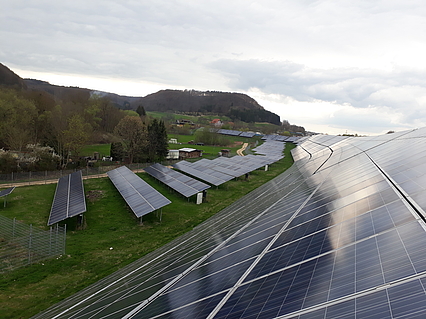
[220,149,231,157]
[179,148,203,159]
[167,149,180,160]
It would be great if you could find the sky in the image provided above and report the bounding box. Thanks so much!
[2,0,426,135]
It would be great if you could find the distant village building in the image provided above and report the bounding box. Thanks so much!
[179,148,203,159]
[176,119,195,128]
[169,138,178,144]
[210,119,223,127]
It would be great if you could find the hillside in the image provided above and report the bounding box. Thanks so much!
[133,89,281,125]
[0,62,281,125]
[0,63,27,90]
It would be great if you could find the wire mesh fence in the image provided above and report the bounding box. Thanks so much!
[0,215,66,272]
[0,160,179,188]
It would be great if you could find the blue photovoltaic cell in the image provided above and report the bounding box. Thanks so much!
[107,166,171,218]
[173,161,231,186]
[144,163,210,197]
[0,186,15,197]
[34,127,426,319]
[47,171,86,226]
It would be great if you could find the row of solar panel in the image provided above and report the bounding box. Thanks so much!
[47,171,86,226]
[107,166,171,219]
[34,127,426,319]
[215,129,305,144]
[171,141,287,186]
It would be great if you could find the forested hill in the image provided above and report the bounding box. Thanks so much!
[0,62,281,125]
[132,89,281,125]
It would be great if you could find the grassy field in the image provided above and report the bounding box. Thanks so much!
[80,144,111,157]
[0,143,296,319]
[147,111,232,123]
[168,134,263,158]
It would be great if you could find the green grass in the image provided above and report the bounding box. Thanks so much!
[0,143,296,319]
[147,111,232,123]
[168,134,263,158]
[80,144,111,157]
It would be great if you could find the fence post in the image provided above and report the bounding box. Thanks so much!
[63,224,67,255]
[45,170,47,184]
[49,226,52,255]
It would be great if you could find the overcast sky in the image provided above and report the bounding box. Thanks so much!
[2,0,426,135]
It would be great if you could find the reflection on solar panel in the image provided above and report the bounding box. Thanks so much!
[47,171,86,226]
[144,163,210,198]
[0,187,15,198]
[35,128,426,319]
[107,166,171,218]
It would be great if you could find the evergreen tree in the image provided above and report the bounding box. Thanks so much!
[136,105,146,117]
[147,119,168,162]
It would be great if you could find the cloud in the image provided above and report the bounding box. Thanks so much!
[210,58,426,127]
[3,1,426,134]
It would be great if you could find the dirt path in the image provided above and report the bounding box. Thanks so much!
[236,142,249,156]
[0,169,146,189]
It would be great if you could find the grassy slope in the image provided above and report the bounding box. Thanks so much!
[0,143,296,319]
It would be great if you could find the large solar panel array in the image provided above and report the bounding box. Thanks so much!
[144,163,210,198]
[173,141,286,185]
[36,128,426,319]
[107,166,171,218]
[47,171,86,226]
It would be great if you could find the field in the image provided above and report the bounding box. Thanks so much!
[0,143,295,319]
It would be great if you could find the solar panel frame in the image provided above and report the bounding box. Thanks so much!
[0,186,15,197]
[144,163,210,198]
[107,166,171,218]
[173,161,229,186]
[47,170,86,226]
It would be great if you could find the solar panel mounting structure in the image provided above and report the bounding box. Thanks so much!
[107,166,171,222]
[47,171,86,226]
[144,163,210,199]
[173,160,231,186]
[0,186,15,207]
[34,128,426,319]
[190,158,242,178]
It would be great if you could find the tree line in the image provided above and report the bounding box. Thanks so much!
[0,88,168,173]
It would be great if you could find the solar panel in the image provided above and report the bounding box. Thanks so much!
[173,161,230,186]
[107,166,171,218]
[0,186,15,197]
[35,128,426,319]
[47,171,86,226]
[144,163,210,198]
[217,129,242,136]
[190,158,241,178]
[239,131,256,138]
